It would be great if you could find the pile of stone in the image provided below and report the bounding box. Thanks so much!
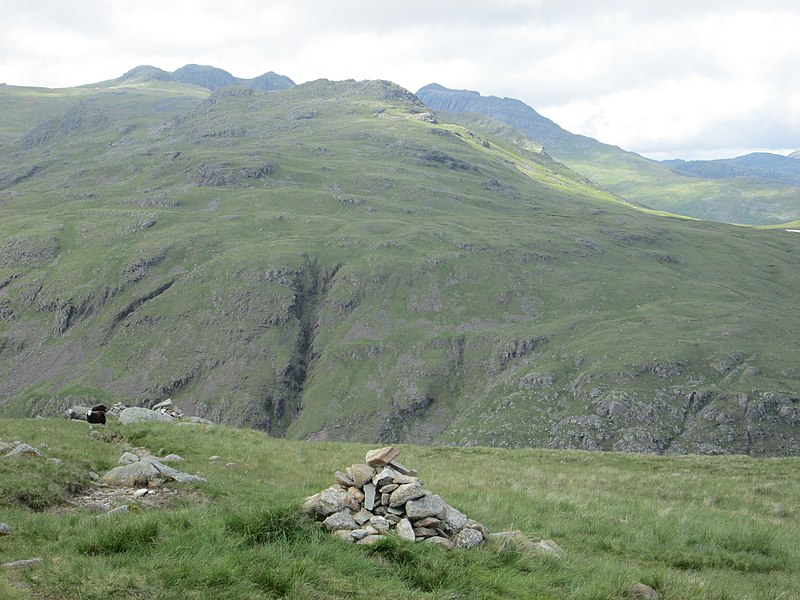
[302,446,488,549]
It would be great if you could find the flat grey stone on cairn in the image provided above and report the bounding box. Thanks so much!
[366,446,400,467]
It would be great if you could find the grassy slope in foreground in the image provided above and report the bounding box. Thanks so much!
[1,79,799,455]
[1,418,799,600]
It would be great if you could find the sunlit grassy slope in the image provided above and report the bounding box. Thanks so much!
[1,76,799,455]
[1,418,798,600]
[416,85,800,226]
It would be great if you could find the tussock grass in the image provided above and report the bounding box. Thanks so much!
[1,418,799,598]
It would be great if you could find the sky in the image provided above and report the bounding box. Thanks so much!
[1,0,799,160]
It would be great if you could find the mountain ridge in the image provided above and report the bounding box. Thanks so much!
[0,71,799,456]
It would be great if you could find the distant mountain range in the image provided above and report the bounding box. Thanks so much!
[112,64,295,92]
[417,84,800,225]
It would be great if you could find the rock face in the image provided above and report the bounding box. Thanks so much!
[302,446,487,548]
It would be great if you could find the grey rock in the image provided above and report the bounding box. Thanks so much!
[454,528,483,549]
[363,483,377,510]
[347,486,366,504]
[322,510,358,532]
[151,399,173,410]
[388,460,418,477]
[465,520,490,538]
[350,529,370,540]
[302,486,349,517]
[119,407,175,424]
[2,558,43,568]
[630,582,659,600]
[369,516,391,534]
[5,443,42,458]
[353,508,373,525]
[406,494,445,519]
[372,466,399,487]
[413,527,438,538]
[380,493,390,506]
[442,503,468,534]
[413,517,442,528]
[208,455,222,461]
[99,505,130,516]
[379,483,398,493]
[335,470,355,487]
[88,471,100,480]
[46,457,63,466]
[0,441,12,453]
[182,416,215,425]
[119,451,140,465]
[365,446,400,467]
[424,536,455,549]
[0,523,11,535]
[160,454,184,462]
[532,539,564,557]
[356,534,386,545]
[395,518,415,541]
[385,514,401,524]
[389,482,426,507]
[331,529,354,542]
[101,457,206,487]
[349,463,375,488]
[392,474,418,485]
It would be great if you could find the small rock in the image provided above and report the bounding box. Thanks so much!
[2,558,43,568]
[119,452,140,465]
[389,482,426,507]
[100,505,130,516]
[351,529,370,540]
[388,460,418,477]
[396,518,415,541]
[133,488,149,498]
[0,523,11,536]
[392,474,418,485]
[349,464,375,488]
[369,516,391,534]
[331,529,354,542]
[630,582,659,600]
[322,511,358,532]
[0,442,12,454]
[335,470,355,487]
[366,446,400,467]
[744,366,759,377]
[379,483,398,493]
[152,399,173,410]
[413,517,442,528]
[424,536,455,549]
[356,534,385,545]
[302,486,349,517]
[532,539,564,557]
[363,483,377,510]
[372,466,399,487]
[46,457,63,466]
[413,527,438,538]
[89,471,100,480]
[385,514,401,525]
[4,443,42,458]
[380,493,390,506]
[353,508,373,525]
[442,503,468,534]
[465,520,490,538]
[454,528,484,549]
[406,494,445,519]
[160,454,184,462]
[347,486,366,504]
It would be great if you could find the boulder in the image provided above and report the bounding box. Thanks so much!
[100,457,206,487]
[119,407,175,424]
[365,446,400,467]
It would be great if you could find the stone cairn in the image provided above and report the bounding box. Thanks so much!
[302,446,488,549]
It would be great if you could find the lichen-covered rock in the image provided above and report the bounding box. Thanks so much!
[322,510,358,532]
[302,485,349,518]
[454,528,484,549]
[442,503,468,533]
[396,518,415,541]
[119,407,175,424]
[389,482,426,507]
[4,444,42,458]
[405,494,445,519]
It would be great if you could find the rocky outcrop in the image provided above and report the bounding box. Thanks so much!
[302,446,487,549]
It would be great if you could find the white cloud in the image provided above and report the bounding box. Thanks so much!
[0,1,798,158]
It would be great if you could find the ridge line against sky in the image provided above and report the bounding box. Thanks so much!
[1,0,798,161]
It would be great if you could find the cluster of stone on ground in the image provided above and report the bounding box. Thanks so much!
[66,399,214,425]
[303,446,491,549]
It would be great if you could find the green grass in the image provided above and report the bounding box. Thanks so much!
[1,418,798,599]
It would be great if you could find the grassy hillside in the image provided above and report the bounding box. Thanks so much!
[416,84,800,225]
[1,75,799,455]
[1,418,799,599]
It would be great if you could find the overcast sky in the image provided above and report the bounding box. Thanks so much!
[2,0,798,160]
